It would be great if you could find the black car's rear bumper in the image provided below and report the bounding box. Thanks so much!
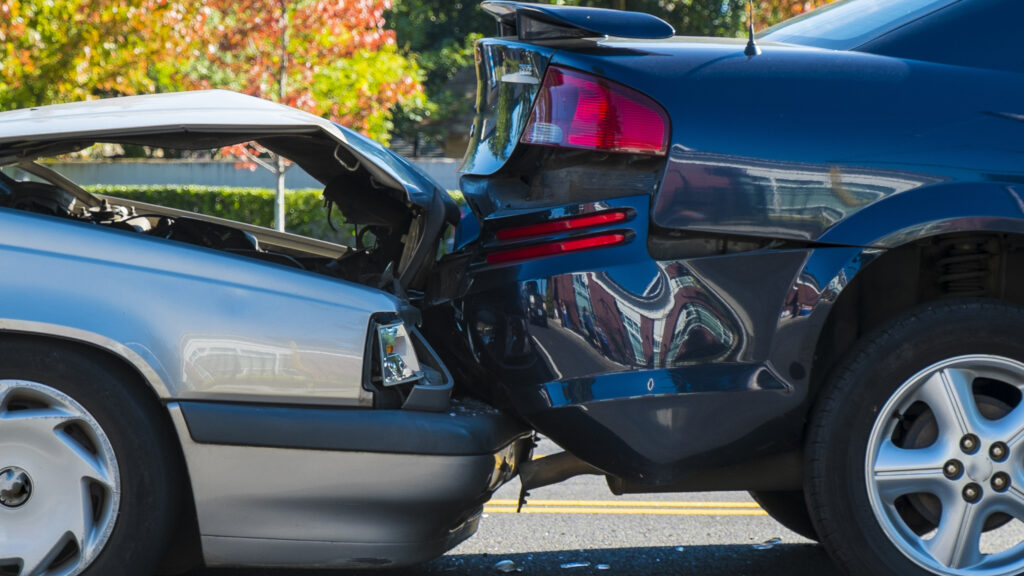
[431,193,871,486]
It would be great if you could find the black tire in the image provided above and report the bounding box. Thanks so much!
[749,490,818,541]
[0,338,180,576]
[805,299,1024,576]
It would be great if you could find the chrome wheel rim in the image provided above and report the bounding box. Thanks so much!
[0,380,120,576]
[867,355,1024,576]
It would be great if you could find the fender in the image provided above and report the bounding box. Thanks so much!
[770,180,1024,408]
[818,180,1024,248]
[0,319,172,397]
[0,208,396,406]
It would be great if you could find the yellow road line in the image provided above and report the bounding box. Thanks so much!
[484,506,768,517]
[487,499,763,509]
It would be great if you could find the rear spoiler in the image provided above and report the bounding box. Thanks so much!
[480,1,675,41]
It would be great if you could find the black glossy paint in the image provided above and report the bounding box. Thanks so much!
[459,41,553,176]
[432,0,1024,486]
[482,1,675,41]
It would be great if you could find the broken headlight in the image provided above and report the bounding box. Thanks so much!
[377,321,422,387]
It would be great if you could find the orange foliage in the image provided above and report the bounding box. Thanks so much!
[753,0,833,28]
[196,0,396,110]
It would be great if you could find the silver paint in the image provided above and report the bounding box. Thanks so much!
[0,467,31,508]
[866,355,1024,575]
[0,91,408,197]
[167,405,509,568]
[0,207,400,405]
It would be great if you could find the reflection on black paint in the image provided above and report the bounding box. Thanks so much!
[542,262,739,374]
[654,148,936,240]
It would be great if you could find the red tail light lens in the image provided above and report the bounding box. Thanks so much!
[486,233,629,264]
[522,66,669,156]
[495,210,630,241]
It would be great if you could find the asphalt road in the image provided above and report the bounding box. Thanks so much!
[193,437,839,576]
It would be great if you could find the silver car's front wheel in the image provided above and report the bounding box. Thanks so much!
[866,356,1024,575]
[0,338,182,576]
[0,380,121,576]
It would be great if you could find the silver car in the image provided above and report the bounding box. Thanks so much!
[0,90,531,576]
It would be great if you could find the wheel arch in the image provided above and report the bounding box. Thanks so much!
[0,320,172,397]
[808,229,1024,409]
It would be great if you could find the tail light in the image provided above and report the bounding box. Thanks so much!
[495,209,630,241]
[487,208,634,264]
[522,66,669,156]
[486,233,629,264]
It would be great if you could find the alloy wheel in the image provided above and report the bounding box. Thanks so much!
[866,355,1024,575]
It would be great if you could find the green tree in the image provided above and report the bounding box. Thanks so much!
[388,1,492,148]
[187,0,428,230]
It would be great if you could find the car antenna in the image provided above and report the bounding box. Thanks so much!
[744,1,762,57]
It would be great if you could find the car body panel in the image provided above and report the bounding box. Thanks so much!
[168,405,530,569]
[0,207,395,405]
[433,194,818,483]
[0,317,175,397]
[555,39,1024,243]
[459,41,555,177]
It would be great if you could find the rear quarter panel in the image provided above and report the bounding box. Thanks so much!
[0,208,400,405]
[553,39,1024,240]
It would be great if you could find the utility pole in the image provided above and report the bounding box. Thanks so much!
[274,0,290,232]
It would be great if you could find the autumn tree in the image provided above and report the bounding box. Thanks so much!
[190,0,426,231]
[0,0,197,110]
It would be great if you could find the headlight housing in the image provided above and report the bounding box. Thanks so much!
[377,321,422,387]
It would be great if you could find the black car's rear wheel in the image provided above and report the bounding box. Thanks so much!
[0,339,179,576]
[806,300,1024,576]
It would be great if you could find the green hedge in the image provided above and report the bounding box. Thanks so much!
[85,185,356,244]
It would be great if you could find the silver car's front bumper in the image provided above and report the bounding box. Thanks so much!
[167,402,531,568]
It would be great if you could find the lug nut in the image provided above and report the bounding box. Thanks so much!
[991,442,1009,462]
[963,483,983,503]
[992,473,1011,493]
[944,459,964,480]
[961,434,980,454]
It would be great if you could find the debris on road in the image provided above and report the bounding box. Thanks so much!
[752,537,783,550]
[494,559,518,573]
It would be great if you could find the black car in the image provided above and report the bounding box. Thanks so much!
[425,1,1024,575]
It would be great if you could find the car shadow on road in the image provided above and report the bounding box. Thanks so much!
[194,543,839,575]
